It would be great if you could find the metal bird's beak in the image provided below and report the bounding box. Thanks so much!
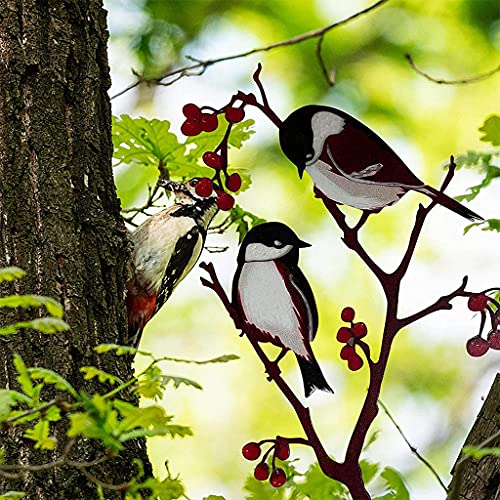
[298,164,305,179]
[296,239,311,248]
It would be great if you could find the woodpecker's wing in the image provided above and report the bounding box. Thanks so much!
[155,225,204,312]
[319,108,424,188]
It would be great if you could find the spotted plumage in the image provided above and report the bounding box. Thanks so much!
[126,179,218,348]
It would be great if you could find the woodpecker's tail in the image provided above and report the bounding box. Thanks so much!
[296,354,334,398]
[417,186,483,221]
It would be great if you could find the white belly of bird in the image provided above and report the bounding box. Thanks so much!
[238,261,309,357]
[307,160,405,210]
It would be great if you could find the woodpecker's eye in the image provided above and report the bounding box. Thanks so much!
[189,179,198,187]
[305,152,314,161]
[274,240,284,248]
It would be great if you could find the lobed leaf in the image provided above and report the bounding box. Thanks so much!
[28,368,79,399]
[0,267,26,282]
[23,420,57,450]
[0,295,64,318]
[80,366,123,386]
[373,467,410,500]
[95,343,142,356]
[160,375,203,390]
[479,115,500,146]
[464,218,500,235]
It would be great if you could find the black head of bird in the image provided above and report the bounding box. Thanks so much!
[237,222,311,264]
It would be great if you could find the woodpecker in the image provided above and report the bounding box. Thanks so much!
[232,222,333,397]
[279,105,483,221]
[126,179,218,348]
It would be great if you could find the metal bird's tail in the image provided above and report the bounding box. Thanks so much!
[296,354,334,398]
[417,185,483,221]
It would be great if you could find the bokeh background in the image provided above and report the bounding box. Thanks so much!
[106,0,499,498]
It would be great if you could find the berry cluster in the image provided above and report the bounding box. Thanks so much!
[465,291,500,357]
[337,307,368,371]
[241,438,290,488]
[181,103,246,211]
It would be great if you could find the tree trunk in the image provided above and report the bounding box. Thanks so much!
[0,1,151,498]
[448,373,500,500]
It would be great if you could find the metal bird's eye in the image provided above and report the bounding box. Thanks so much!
[274,240,284,248]
[305,152,313,161]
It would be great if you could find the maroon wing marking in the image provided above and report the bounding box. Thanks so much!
[320,121,423,187]
[274,260,313,358]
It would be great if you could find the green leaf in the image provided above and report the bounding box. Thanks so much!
[141,477,185,500]
[464,218,500,234]
[28,368,79,399]
[113,115,183,168]
[13,355,35,399]
[136,365,164,400]
[463,445,500,459]
[203,496,226,500]
[94,343,142,356]
[0,267,26,282]
[80,366,123,386]
[156,353,239,365]
[363,430,381,452]
[455,165,500,202]
[373,467,410,500]
[0,390,32,420]
[0,318,70,335]
[479,115,500,146]
[453,150,499,170]
[360,459,380,486]
[0,295,64,318]
[160,375,203,390]
[294,463,349,499]
[23,420,56,450]
[0,492,26,499]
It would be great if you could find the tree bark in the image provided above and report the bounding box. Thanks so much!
[0,1,151,498]
[448,373,500,500]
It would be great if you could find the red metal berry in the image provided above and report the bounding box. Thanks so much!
[336,327,352,343]
[466,336,490,357]
[468,294,489,312]
[340,345,356,360]
[194,178,213,197]
[347,352,364,371]
[341,307,355,322]
[200,113,219,132]
[254,462,270,481]
[352,322,367,338]
[270,468,286,488]
[274,441,290,460]
[182,103,202,119]
[181,120,201,136]
[226,173,242,192]
[216,192,235,211]
[242,442,261,461]
[202,152,223,169]
[487,330,500,350]
[225,106,245,123]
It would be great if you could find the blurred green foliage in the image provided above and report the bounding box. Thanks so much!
[107,0,500,498]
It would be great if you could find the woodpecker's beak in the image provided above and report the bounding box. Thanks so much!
[159,179,186,193]
[296,239,311,248]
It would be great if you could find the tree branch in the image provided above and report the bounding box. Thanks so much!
[378,398,449,493]
[406,54,500,85]
[111,0,391,100]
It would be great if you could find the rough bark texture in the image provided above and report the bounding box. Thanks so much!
[0,1,150,498]
[448,374,500,500]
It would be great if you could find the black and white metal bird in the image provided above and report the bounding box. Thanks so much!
[232,222,333,397]
[126,179,218,348]
[279,105,482,221]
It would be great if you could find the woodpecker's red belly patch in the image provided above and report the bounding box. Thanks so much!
[127,292,157,331]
